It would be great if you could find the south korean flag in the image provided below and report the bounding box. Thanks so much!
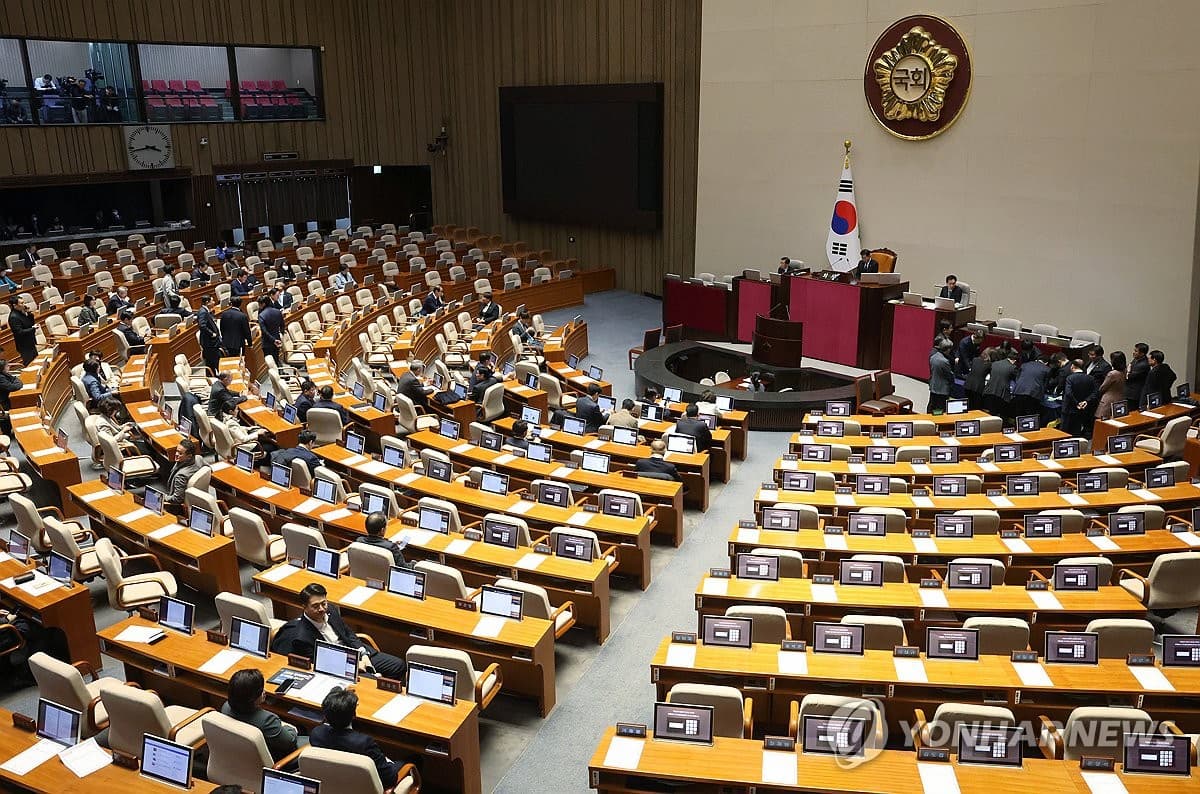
[826,160,861,272]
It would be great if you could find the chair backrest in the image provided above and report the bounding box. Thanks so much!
[724,605,789,643]
[214,592,276,636]
[306,407,343,445]
[228,507,275,566]
[43,517,87,580]
[666,683,745,739]
[549,527,604,560]
[925,703,1015,750]
[798,694,884,750]
[1144,552,1200,609]
[202,711,273,790]
[480,381,506,421]
[29,652,97,735]
[747,548,806,578]
[1059,707,1152,761]
[281,523,327,563]
[952,509,999,534]
[298,746,383,794]
[359,482,399,517]
[847,554,906,583]
[962,616,1029,654]
[413,559,470,600]
[100,685,173,757]
[1085,618,1154,658]
[1116,504,1165,531]
[858,506,907,533]
[493,577,554,620]
[347,543,393,582]
[841,614,906,650]
[1160,415,1191,456]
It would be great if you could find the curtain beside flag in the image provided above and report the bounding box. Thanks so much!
[826,150,861,272]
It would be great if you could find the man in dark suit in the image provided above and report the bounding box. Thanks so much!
[938,274,964,304]
[1011,355,1051,422]
[673,403,712,452]
[17,243,37,269]
[229,270,253,297]
[295,380,318,422]
[573,383,609,433]
[1062,359,1097,437]
[1125,343,1150,404]
[854,249,878,276]
[634,439,680,480]
[208,371,246,420]
[115,309,148,356]
[956,330,984,378]
[421,284,444,315]
[106,286,132,316]
[310,689,402,790]
[1085,345,1111,387]
[272,430,322,477]
[196,295,223,372]
[475,293,500,324]
[270,582,406,679]
[219,297,253,358]
[351,511,411,568]
[1142,349,1177,408]
[983,348,1018,421]
[314,385,349,423]
[258,292,285,365]
[7,297,37,366]
[396,361,431,410]
[508,419,532,450]
[469,352,500,402]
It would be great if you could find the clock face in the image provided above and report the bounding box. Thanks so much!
[124,125,174,170]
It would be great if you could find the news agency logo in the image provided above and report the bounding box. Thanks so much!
[827,698,887,770]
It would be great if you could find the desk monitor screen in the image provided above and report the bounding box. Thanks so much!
[1077,472,1108,493]
[927,627,980,661]
[234,448,255,473]
[781,471,815,492]
[554,532,594,562]
[641,404,666,422]
[587,365,603,381]
[483,518,520,549]
[479,430,503,451]
[597,395,616,414]
[418,506,451,534]
[387,566,426,600]
[581,451,610,474]
[1006,475,1039,496]
[698,413,718,430]
[1146,466,1175,489]
[567,354,580,369]
[1178,383,1192,399]
[1145,393,1163,409]
[826,400,852,416]
[1108,511,1145,536]
[144,486,165,515]
[451,382,468,401]
[847,513,886,537]
[886,421,913,439]
[363,492,390,516]
[262,769,321,794]
[479,471,510,495]
[373,392,388,412]
[933,476,968,497]
[946,398,969,415]
[537,481,571,508]
[189,505,215,536]
[736,553,779,581]
[438,418,460,440]
[1025,514,1061,538]
[312,477,338,504]
[407,661,457,706]
[282,403,298,423]
[813,622,865,655]
[306,545,340,578]
[270,463,292,489]
[6,529,29,563]
[866,445,897,464]
[524,373,539,390]
[955,420,981,437]
[158,595,195,635]
[958,725,1023,768]
[1108,434,1134,454]
[141,734,193,788]
[1016,414,1040,432]
[480,584,523,620]
[817,420,844,437]
[839,559,883,587]
[701,615,753,649]
[947,562,992,589]
[1053,439,1081,459]
[526,441,553,464]
[801,444,832,462]
[521,406,541,425]
[716,395,733,412]
[37,698,81,747]
[663,387,683,404]
[1123,734,1191,776]
[179,416,194,438]
[314,639,359,682]
[562,416,587,436]
[600,492,637,518]
[653,701,714,745]
[1162,635,1200,667]
[762,507,800,531]
[930,446,959,464]
[665,434,696,454]
[1053,563,1099,591]
[1045,631,1098,664]
[935,514,973,538]
[993,443,1022,463]
[611,427,638,446]
[855,474,890,495]
[1112,401,1129,418]
[47,550,73,584]
[264,390,277,409]
[345,431,366,455]
[230,616,271,658]
[107,466,125,492]
[425,458,453,482]
[801,714,868,758]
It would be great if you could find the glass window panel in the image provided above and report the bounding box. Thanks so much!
[137,43,232,123]
[0,39,31,125]
[233,46,321,120]
[26,39,136,124]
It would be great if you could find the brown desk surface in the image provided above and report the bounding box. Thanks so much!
[803,410,994,427]
[791,428,1069,453]
[775,449,1162,480]
[0,553,100,669]
[1093,401,1198,451]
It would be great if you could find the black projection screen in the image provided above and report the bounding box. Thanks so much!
[499,83,663,231]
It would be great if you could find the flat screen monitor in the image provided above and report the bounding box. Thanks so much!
[264,390,277,409]
[1162,635,1200,667]
[425,458,452,482]
[1044,631,1098,664]
[1145,392,1163,409]
[234,448,254,473]
[812,622,864,655]
[521,405,542,425]
[1108,434,1133,453]
[954,420,980,437]
[362,491,390,516]
[36,698,81,747]
[1123,734,1191,776]
[483,517,521,549]
[587,365,603,380]
[1053,563,1099,591]
[946,398,968,415]
[761,507,801,531]
[554,532,594,561]
[158,595,194,634]
[107,466,125,492]
[351,381,365,400]
[946,561,992,589]
[314,639,359,682]
[537,481,572,507]
[1024,514,1061,538]
[1109,511,1145,536]
[935,514,973,538]
[600,492,637,518]
[140,734,193,788]
[229,616,271,658]
[373,392,388,412]
[282,403,298,423]
[261,769,321,794]
[562,416,587,435]
[597,395,616,414]
[780,471,815,492]
[479,430,503,451]
[189,505,215,536]
[932,476,968,497]
[800,444,832,462]
[1006,475,1039,496]
[1146,466,1175,489]
[526,441,553,463]
[1052,439,1080,459]
[179,416,194,438]
[1077,472,1108,493]
[312,477,338,504]
[382,445,405,467]
[581,451,610,474]
[1112,400,1129,418]
[855,474,890,495]
[479,471,510,495]
[930,446,959,464]
[716,395,733,412]
[839,559,883,587]
[926,627,979,661]
[406,661,457,706]
[270,462,292,489]
[1177,382,1192,399]
[306,545,340,578]
[865,445,897,464]
[387,566,426,599]
[345,431,366,455]
[438,418,460,440]
[6,529,29,562]
[885,421,913,439]
[611,427,638,446]
[663,387,682,403]
[700,615,753,649]
[567,354,580,369]
[479,584,523,620]
[817,420,844,437]
[993,443,1022,463]
[524,373,539,390]
[418,506,451,534]
[143,486,165,516]
[958,725,1023,768]
[653,701,714,745]
[46,550,73,584]
[801,714,868,758]
[736,553,779,581]
[847,513,886,537]
[641,404,665,422]
[1016,415,1039,432]
[825,400,852,416]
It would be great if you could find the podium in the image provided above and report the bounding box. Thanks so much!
[889,301,977,379]
[784,272,908,368]
[752,315,803,367]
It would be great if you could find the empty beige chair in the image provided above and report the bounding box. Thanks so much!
[29,652,123,738]
[346,542,394,582]
[1031,509,1086,534]
[495,577,575,638]
[482,513,533,547]
[949,556,1006,584]
[848,554,906,583]
[1086,618,1155,658]
[799,694,884,749]
[299,746,420,794]
[913,703,1016,750]
[1030,323,1059,337]
[747,548,807,578]
[952,508,999,534]
[995,318,1021,333]
[1118,551,1200,610]
[1059,555,1114,585]
[228,507,286,568]
[395,393,438,436]
[539,373,576,410]
[94,538,177,611]
[413,559,476,601]
[479,381,506,422]
[358,482,401,517]
[978,416,1003,433]
[857,507,907,533]
[548,527,618,571]
[963,616,1029,655]
[896,446,931,463]
[1136,415,1190,457]
[203,710,296,792]
[281,523,345,570]
[98,431,157,480]
[667,683,753,739]
[1040,706,1154,761]
[841,614,906,650]
[1116,504,1165,531]
[1088,467,1129,489]
[911,419,937,436]
[306,407,344,445]
[215,592,285,639]
[100,685,208,757]
[43,516,101,582]
[11,493,85,553]
[724,605,790,643]
[404,645,502,710]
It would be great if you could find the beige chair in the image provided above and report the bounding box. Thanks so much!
[847,554,906,583]
[482,513,533,547]
[666,683,753,739]
[1118,552,1200,610]
[347,542,394,582]
[94,538,177,610]
[100,685,209,757]
[856,507,907,533]
[185,488,232,536]
[896,446,930,463]
[948,556,1006,585]
[1059,555,1114,585]
[358,482,401,517]
[215,592,285,640]
[29,652,123,738]
[1135,415,1189,457]
[405,644,502,709]
[951,508,999,534]
[413,560,477,601]
[799,694,884,747]
[841,614,906,650]
[11,493,86,554]
[912,703,1016,751]
[98,431,157,480]
[494,577,575,638]
[538,373,576,410]
[299,746,421,794]
[281,523,346,571]
[1116,504,1165,531]
[203,710,300,792]
[962,616,1029,655]
[228,507,286,568]
[1027,509,1086,534]
[747,548,807,578]
[307,407,344,445]
[725,605,790,643]
[1040,706,1155,761]
[1086,618,1155,658]
[547,527,618,571]
[395,393,439,436]
[479,381,506,422]
[43,516,101,582]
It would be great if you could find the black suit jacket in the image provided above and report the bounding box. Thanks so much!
[208,381,244,420]
[1143,363,1177,407]
[18,250,36,269]
[634,455,680,481]
[856,259,878,274]
[396,371,429,410]
[219,308,252,355]
[270,607,364,659]
[1086,358,1112,389]
[574,396,608,432]
[421,293,442,315]
[197,306,221,351]
[939,285,964,303]
[674,416,713,452]
[308,724,400,789]
[1063,371,1097,414]
[477,301,500,324]
[1125,356,1150,403]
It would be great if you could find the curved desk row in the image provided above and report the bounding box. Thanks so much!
[774,449,1162,483]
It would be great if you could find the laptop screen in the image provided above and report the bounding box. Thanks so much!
[567,354,580,369]
[418,506,450,534]
[1053,563,1099,591]
[480,585,523,620]
[264,390,277,409]
[37,698,81,747]
[561,416,586,435]
[934,514,973,537]
[1109,511,1145,536]
[537,481,571,507]
[407,661,457,705]
[312,477,338,504]
[47,550,73,584]
[1044,631,1098,664]
[800,444,832,462]
[270,462,292,488]
[839,559,883,586]
[653,702,714,745]
[597,395,616,414]
[1107,434,1133,453]
[1146,466,1175,489]
[926,627,979,660]
[229,616,271,658]
[817,421,844,437]
[306,545,340,578]
[716,395,733,412]
[611,427,638,446]
[802,714,868,758]
[666,434,696,454]
[736,553,779,581]
[945,398,968,415]
[526,441,553,463]
[700,615,753,649]
[373,392,388,412]
[1123,734,1191,776]
[587,365,603,380]
[581,451,610,474]
[958,725,1022,767]
[479,430,503,451]
[345,431,366,455]
[483,518,520,549]
[947,561,992,589]
[479,471,509,495]
[641,404,665,422]
[107,466,125,492]
[955,420,981,437]
[141,734,193,788]
[932,476,967,497]
[426,458,452,482]
[363,491,390,516]
[1112,401,1129,418]
[144,486,165,515]
[189,505,215,536]
[179,416,194,438]
[382,445,405,467]
[235,448,255,472]
[282,403,298,423]
[314,639,359,682]
[847,513,886,536]
[600,492,637,518]
[813,622,864,655]
[387,566,426,599]
[158,595,194,634]
[438,419,460,440]
[352,381,365,400]
[523,374,539,390]
[521,406,541,425]
[6,529,29,562]
[554,532,594,561]
[930,446,959,463]
[780,471,814,492]
[663,387,682,403]
[1052,439,1080,459]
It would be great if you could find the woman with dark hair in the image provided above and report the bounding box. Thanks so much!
[221,668,299,761]
[77,293,100,328]
[1095,350,1128,421]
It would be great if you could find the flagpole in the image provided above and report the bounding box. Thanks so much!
[844,139,852,168]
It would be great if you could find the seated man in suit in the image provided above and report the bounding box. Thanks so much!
[574,383,609,433]
[607,398,640,430]
[634,439,680,480]
[229,269,254,297]
[673,403,713,452]
[396,361,431,410]
[350,510,412,568]
[475,293,500,324]
[294,379,318,422]
[470,352,501,402]
[221,669,299,762]
[854,249,878,276]
[208,371,247,420]
[116,309,149,354]
[313,385,349,423]
[938,274,964,304]
[508,419,532,450]
[271,582,406,679]
[271,430,322,477]
[311,688,402,790]
[421,284,445,316]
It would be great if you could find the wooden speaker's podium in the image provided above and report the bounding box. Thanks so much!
[752,315,803,367]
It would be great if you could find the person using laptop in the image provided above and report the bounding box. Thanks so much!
[76,293,100,328]
[116,309,149,356]
[106,285,132,316]
[469,352,501,402]
[163,438,203,514]
[271,583,406,679]
[396,361,431,410]
[634,439,680,481]
[854,249,878,276]
[221,669,299,762]
[512,310,542,349]
[574,383,610,433]
[607,398,640,430]
[0,267,18,293]
[672,403,712,453]
[421,283,444,316]
[310,688,402,790]
[313,385,349,423]
[351,511,412,568]
[507,419,532,451]
[208,371,247,420]
[330,262,357,292]
[938,274,963,304]
[229,269,254,298]
[272,430,322,477]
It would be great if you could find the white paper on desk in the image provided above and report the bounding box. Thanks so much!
[450,443,472,455]
[139,418,165,429]
[199,648,246,675]
[911,496,935,509]
[3,572,61,596]
[823,533,848,551]
[210,461,231,471]
[978,461,1000,473]
[834,493,856,507]
[340,585,376,607]
[1061,493,1089,506]
[341,453,368,466]
[1087,534,1120,551]
[395,472,421,486]
[847,463,866,474]
[360,460,391,476]
[119,507,153,523]
[150,429,178,439]
[551,466,575,479]
[919,588,949,608]
[136,405,159,415]
[260,563,301,583]
[779,458,797,471]
[701,578,728,596]
[515,553,544,570]
[79,489,115,504]
[251,486,281,499]
[0,737,64,774]
[1095,454,1120,465]
[1142,411,1164,420]
[1129,488,1161,502]
[114,625,165,643]
[584,439,606,450]
[810,584,838,603]
[243,405,267,415]
[1130,665,1175,691]
[777,650,808,675]
[1102,419,1125,428]
[28,447,62,459]
[870,437,888,446]
[761,750,798,786]
[988,495,1014,508]
[0,552,11,564]
[567,511,594,527]
[444,538,474,556]
[894,657,928,683]
[537,427,556,438]
[1005,433,1028,443]
[294,674,346,705]
[602,736,644,770]
[942,437,961,446]
[1012,660,1052,687]
[1028,590,1063,610]
[148,523,184,540]
[911,464,931,475]
[58,736,111,777]
[293,497,324,515]
[665,644,696,668]
[917,761,960,794]
[508,500,534,515]
[912,537,939,554]
[736,528,760,545]
[494,453,516,465]
[473,615,506,638]
[320,508,352,522]
[1174,531,1200,547]
[1039,457,1063,469]
[1002,537,1033,553]
[1081,772,1131,794]
[397,528,434,546]
[372,693,422,725]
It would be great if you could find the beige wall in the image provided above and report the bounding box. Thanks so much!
[696,0,1200,372]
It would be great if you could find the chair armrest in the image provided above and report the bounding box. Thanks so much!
[1128,476,1145,488]
[787,700,799,740]
[356,633,380,652]
[1167,514,1193,530]
[549,600,575,636]
[72,660,100,682]
[116,576,172,604]
[37,506,66,520]
[1029,570,1049,584]
[930,569,945,583]
[466,587,482,601]
[391,763,421,794]
[168,706,213,744]
[1118,568,1149,588]
[1011,521,1026,534]
[742,695,754,739]
[911,708,929,750]
[1087,517,1107,530]
[1133,432,1159,444]
[1038,715,1062,760]
[0,624,23,657]
[86,693,108,732]
[475,662,502,707]
[120,552,164,575]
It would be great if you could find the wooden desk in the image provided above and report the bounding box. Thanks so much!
[666,399,750,461]
[99,616,481,794]
[789,428,1069,457]
[1093,401,1198,453]
[0,554,100,668]
[253,565,558,717]
[218,357,302,448]
[68,480,240,597]
[803,410,990,428]
[541,316,590,364]
[9,405,83,517]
